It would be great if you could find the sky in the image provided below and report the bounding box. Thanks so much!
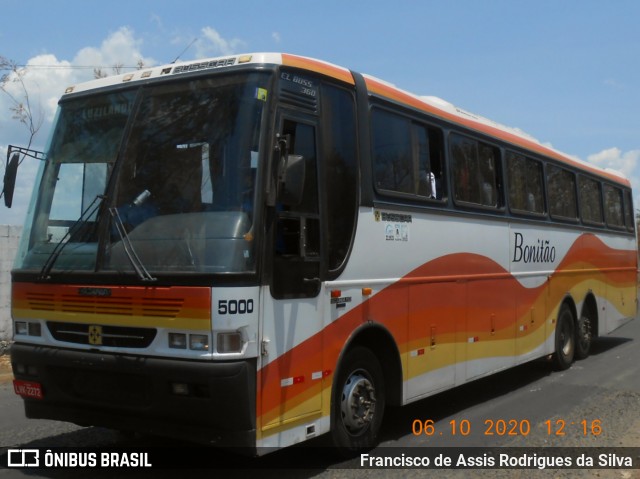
[1,0,639,225]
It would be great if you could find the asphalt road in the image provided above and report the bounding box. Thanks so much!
[1,317,639,479]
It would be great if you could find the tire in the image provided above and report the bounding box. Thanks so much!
[331,346,386,455]
[553,304,576,370]
[574,313,592,360]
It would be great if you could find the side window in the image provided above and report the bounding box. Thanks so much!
[506,152,544,215]
[281,120,318,216]
[372,109,412,194]
[623,189,635,232]
[450,133,501,208]
[323,85,357,272]
[371,108,444,200]
[272,117,321,299]
[603,184,624,228]
[415,124,445,200]
[578,176,604,225]
[547,164,577,220]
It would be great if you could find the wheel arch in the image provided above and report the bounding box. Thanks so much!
[560,294,578,325]
[333,323,403,407]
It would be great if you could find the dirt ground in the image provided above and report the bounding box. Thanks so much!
[0,351,11,379]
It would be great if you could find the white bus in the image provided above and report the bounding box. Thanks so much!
[6,53,637,455]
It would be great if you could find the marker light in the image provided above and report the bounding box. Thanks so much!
[217,332,243,353]
[171,383,190,396]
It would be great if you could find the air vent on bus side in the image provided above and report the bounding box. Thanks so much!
[279,89,318,112]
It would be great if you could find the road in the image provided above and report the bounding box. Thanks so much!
[1,318,639,479]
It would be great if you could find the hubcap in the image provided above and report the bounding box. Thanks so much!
[560,319,573,356]
[340,372,376,435]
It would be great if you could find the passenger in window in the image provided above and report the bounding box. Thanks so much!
[527,193,536,212]
[479,149,496,206]
[418,170,437,199]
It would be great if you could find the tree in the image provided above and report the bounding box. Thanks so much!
[0,56,43,152]
[94,59,146,79]
[0,56,44,205]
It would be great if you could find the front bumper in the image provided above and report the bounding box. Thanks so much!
[11,343,257,449]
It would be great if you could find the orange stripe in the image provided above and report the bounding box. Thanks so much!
[281,54,355,85]
[258,234,636,423]
[12,283,211,329]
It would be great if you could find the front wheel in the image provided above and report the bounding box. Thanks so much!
[331,346,385,454]
[553,304,576,370]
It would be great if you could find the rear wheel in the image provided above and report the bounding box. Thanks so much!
[331,346,385,455]
[553,304,575,370]
[575,312,593,360]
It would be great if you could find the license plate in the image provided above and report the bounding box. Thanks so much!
[13,380,43,400]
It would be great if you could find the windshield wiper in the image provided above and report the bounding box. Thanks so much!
[39,194,105,280]
[108,207,156,282]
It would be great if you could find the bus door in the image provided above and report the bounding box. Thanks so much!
[260,113,325,433]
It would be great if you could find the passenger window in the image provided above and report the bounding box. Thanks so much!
[547,165,577,220]
[323,84,357,272]
[578,176,604,225]
[372,110,412,194]
[451,133,501,208]
[415,124,445,200]
[507,152,544,215]
[603,184,624,228]
[623,189,635,232]
[372,108,444,200]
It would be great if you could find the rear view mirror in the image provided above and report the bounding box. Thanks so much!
[3,153,19,208]
[278,154,306,206]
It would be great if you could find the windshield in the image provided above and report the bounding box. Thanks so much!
[17,72,269,276]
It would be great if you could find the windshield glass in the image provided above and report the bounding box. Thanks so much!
[18,72,268,276]
[19,91,135,272]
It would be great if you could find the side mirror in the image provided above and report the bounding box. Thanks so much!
[278,154,305,206]
[3,153,19,208]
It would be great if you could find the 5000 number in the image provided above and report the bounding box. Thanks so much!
[218,299,254,315]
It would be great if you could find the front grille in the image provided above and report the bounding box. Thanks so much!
[47,322,156,348]
[26,292,184,318]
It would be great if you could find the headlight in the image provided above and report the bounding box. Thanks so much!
[189,334,209,351]
[14,321,42,337]
[168,333,187,349]
[168,332,210,351]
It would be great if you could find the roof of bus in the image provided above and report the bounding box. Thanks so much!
[62,52,629,187]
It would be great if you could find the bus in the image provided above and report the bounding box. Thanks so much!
[5,52,637,455]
